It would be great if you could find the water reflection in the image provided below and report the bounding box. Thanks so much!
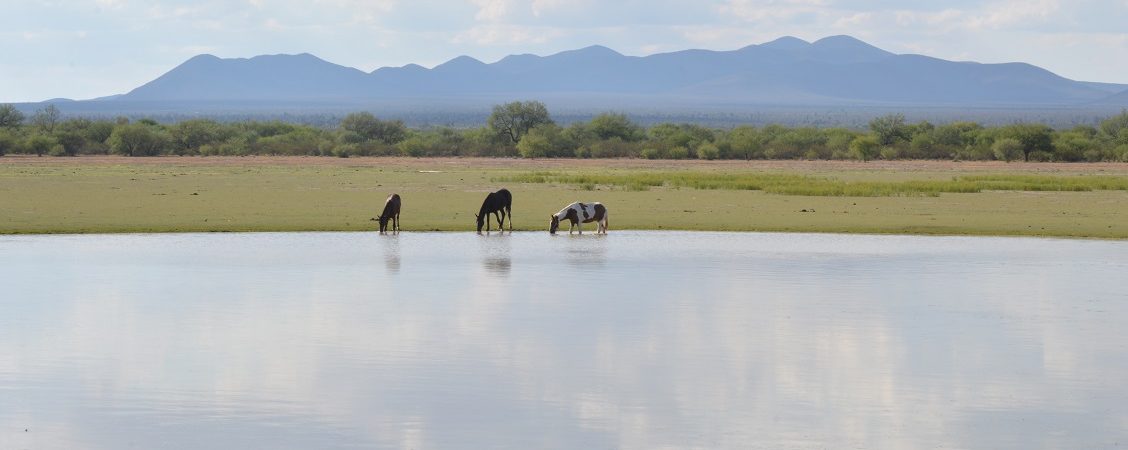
[1,232,1127,449]
[381,233,401,273]
[560,234,608,270]
[479,232,511,277]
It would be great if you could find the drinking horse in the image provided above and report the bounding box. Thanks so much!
[375,193,401,233]
[475,188,512,232]
[549,202,608,235]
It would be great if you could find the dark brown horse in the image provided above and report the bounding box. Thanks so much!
[475,188,512,233]
[374,193,401,233]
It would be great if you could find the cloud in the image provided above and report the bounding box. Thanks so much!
[964,0,1060,29]
[451,23,565,45]
[471,0,511,21]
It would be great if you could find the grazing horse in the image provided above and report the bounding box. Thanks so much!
[475,188,512,233]
[550,202,608,235]
[374,193,401,233]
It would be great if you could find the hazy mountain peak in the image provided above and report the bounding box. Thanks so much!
[812,35,892,55]
[760,36,810,50]
[435,55,485,70]
[555,44,624,58]
[184,54,222,63]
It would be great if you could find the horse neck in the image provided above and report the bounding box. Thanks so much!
[555,203,579,218]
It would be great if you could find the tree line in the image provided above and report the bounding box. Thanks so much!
[1,102,1127,162]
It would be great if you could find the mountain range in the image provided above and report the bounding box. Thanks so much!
[61,35,1128,110]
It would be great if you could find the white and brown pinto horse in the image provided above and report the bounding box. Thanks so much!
[549,202,608,235]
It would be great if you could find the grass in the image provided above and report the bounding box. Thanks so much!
[495,171,1128,196]
[2,156,1127,238]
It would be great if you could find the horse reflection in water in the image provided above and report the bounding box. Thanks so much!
[479,231,512,277]
[381,233,401,274]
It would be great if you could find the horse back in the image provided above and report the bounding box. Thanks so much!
[382,193,401,218]
[497,188,512,209]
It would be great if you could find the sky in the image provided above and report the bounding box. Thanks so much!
[2,0,1126,102]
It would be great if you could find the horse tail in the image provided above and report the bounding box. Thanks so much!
[603,211,609,233]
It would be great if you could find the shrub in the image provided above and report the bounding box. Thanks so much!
[640,148,662,160]
[992,138,1024,162]
[668,146,690,160]
[849,136,879,161]
[879,147,901,161]
[697,143,720,160]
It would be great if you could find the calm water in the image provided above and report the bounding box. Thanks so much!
[1,231,1127,449]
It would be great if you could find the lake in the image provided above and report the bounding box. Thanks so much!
[2,231,1127,449]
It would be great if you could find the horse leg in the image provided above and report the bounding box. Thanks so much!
[506,206,513,231]
[394,213,399,233]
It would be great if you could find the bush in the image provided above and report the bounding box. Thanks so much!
[849,136,879,161]
[992,138,1024,162]
[397,136,427,157]
[667,146,690,160]
[1115,144,1128,162]
[0,131,14,156]
[640,148,662,160]
[879,147,901,160]
[25,134,58,157]
[697,143,720,160]
[1028,151,1054,162]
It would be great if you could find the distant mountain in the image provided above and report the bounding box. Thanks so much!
[1095,89,1128,106]
[125,53,371,101]
[98,35,1128,108]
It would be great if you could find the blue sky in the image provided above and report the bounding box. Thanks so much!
[2,0,1126,102]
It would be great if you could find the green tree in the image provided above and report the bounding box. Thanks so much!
[488,100,552,144]
[1099,110,1128,142]
[998,123,1053,162]
[396,136,427,157]
[108,122,170,156]
[517,124,570,158]
[868,113,910,146]
[31,104,61,133]
[849,135,880,162]
[724,126,763,160]
[0,130,15,156]
[991,138,1023,162]
[0,104,25,129]
[340,112,407,145]
[25,134,59,157]
[696,142,720,160]
[588,113,643,142]
[171,119,228,154]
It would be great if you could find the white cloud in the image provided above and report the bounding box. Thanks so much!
[471,0,511,21]
[965,0,1060,29]
[451,23,564,45]
[720,0,830,22]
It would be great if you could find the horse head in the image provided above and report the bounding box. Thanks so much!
[475,213,484,233]
[549,214,559,235]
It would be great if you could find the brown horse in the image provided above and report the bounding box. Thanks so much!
[475,188,512,233]
[374,193,401,233]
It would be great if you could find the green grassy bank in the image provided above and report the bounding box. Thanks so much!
[2,157,1127,238]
